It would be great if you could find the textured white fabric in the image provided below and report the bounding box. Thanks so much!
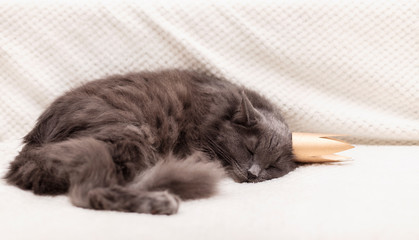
[1,2,418,238]
[0,0,417,144]
[1,141,418,239]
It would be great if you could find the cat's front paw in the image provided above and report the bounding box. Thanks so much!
[86,187,180,215]
[138,191,180,215]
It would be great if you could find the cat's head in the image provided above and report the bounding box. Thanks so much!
[209,91,297,183]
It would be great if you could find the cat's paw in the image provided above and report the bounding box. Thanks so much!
[5,159,69,195]
[138,191,180,215]
[86,187,180,215]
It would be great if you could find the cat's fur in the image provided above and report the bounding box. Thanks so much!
[5,70,297,215]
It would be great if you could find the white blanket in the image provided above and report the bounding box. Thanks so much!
[1,142,418,239]
[0,0,417,144]
[1,1,418,239]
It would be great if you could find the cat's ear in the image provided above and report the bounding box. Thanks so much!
[233,91,261,127]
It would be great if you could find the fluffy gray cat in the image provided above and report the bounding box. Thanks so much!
[5,70,297,215]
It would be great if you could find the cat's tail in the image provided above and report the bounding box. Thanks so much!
[129,152,226,200]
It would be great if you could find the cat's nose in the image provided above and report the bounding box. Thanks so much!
[247,163,261,179]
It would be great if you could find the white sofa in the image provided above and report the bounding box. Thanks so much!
[1,1,418,239]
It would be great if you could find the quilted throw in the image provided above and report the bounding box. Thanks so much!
[0,0,417,144]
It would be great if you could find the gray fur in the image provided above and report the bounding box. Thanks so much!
[5,69,297,215]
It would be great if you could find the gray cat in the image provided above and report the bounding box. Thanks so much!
[5,70,297,215]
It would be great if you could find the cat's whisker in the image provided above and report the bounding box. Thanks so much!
[205,138,247,180]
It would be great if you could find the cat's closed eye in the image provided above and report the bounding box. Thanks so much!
[246,146,254,155]
[245,137,258,155]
